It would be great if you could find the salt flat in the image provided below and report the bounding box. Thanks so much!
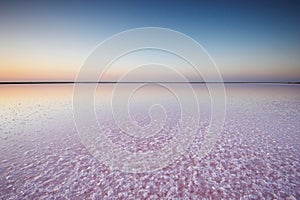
[0,84,299,199]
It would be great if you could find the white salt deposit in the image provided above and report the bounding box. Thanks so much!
[0,84,299,199]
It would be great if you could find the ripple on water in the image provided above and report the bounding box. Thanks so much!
[1,85,300,199]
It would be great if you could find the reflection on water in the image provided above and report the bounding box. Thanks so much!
[0,84,299,199]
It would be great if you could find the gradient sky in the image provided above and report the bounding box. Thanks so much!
[0,0,299,82]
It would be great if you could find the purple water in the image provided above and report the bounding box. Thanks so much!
[0,84,299,199]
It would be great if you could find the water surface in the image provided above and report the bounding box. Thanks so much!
[0,84,299,199]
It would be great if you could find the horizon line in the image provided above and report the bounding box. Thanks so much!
[0,81,299,85]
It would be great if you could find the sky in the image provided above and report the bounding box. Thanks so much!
[0,0,299,82]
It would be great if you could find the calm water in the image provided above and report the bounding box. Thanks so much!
[0,84,299,199]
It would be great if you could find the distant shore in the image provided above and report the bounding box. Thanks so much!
[0,81,299,85]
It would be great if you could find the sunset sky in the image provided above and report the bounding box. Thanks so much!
[0,0,299,82]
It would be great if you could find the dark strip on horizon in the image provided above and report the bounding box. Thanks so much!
[0,81,299,85]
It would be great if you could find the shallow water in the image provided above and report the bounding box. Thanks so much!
[0,84,299,199]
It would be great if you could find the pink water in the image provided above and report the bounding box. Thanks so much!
[0,84,299,199]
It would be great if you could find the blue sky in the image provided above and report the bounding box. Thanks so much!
[0,0,299,81]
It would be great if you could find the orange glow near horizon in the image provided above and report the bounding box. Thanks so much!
[0,32,299,82]
[0,65,78,81]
